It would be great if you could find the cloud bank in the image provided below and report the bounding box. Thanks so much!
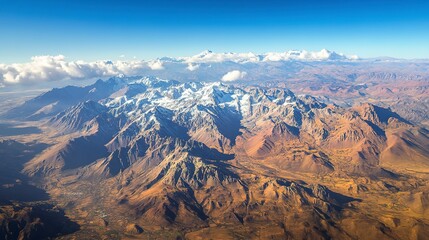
[179,49,358,63]
[0,49,359,87]
[221,70,247,81]
[0,55,151,86]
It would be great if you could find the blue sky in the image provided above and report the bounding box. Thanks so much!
[1,0,428,62]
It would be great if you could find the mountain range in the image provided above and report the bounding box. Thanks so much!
[1,76,428,239]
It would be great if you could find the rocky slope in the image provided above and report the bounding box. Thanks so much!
[0,203,79,240]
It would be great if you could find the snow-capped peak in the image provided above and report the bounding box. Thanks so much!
[173,49,357,64]
[102,77,312,124]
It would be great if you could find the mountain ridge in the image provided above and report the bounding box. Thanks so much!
[3,76,429,239]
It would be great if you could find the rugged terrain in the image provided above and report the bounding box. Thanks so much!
[1,76,429,239]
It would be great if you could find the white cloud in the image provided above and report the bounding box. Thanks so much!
[0,55,154,86]
[148,60,164,70]
[221,70,247,82]
[186,63,200,71]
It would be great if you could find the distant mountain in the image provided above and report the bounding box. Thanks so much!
[2,76,129,120]
[171,49,357,63]
[12,77,429,239]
